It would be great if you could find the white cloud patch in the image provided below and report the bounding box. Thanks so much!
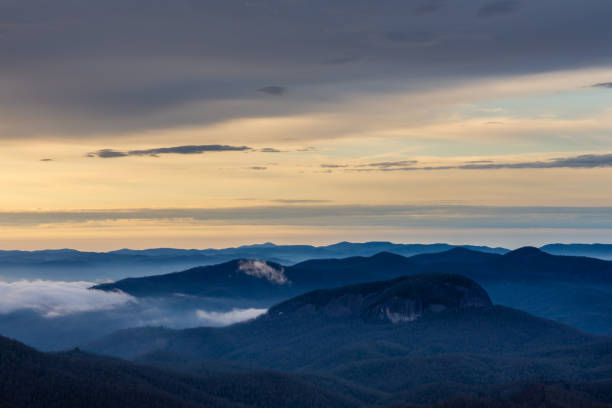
[0,280,135,317]
[196,308,267,326]
[238,260,289,284]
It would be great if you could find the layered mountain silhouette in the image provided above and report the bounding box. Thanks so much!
[92,247,612,333]
[95,247,612,298]
[4,242,612,281]
[0,242,507,281]
[541,243,612,260]
[87,274,593,364]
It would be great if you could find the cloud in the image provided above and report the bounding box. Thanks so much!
[238,260,289,284]
[89,145,251,158]
[257,86,287,96]
[88,149,129,158]
[196,308,267,325]
[2,205,612,230]
[271,199,331,204]
[458,154,612,169]
[359,160,418,168]
[0,280,134,317]
[347,154,612,172]
[40,158,54,162]
[477,0,521,17]
[248,166,267,170]
[321,164,348,168]
[593,82,612,89]
[259,148,283,153]
[1,0,612,139]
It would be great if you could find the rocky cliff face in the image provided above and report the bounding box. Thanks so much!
[268,273,493,324]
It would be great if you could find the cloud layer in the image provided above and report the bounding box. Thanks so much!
[88,144,252,158]
[2,0,612,137]
[330,153,612,172]
[0,280,134,317]
[2,205,612,230]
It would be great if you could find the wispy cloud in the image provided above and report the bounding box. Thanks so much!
[248,166,267,171]
[259,148,283,153]
[593,82,612,89]
[88,145,252,158]
[321,164,348,168]
[344,154,612,172]
[196,308,267,325]
[457,154,612,169]
[238,260,289,284]
[358,160,419,169]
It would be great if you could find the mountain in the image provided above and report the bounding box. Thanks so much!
[84,274,612,407]
[96,247,612,298]
[86,274,593,364]
[93,259,291,300]
[93,247,612,333]
[6,242,612,282]
[3,295,612,408]
[0,242,507,281]
[541,243,612,260]
[267,273,493,323]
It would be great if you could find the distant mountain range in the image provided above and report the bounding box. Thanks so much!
[541,243,612,259]
[84,274,612,407]
[2,242,612,281]
[93,247,612,333]
[0,242,506,281]
[94,247,612,297]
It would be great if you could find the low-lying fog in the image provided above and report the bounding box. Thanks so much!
[0,279,267,351]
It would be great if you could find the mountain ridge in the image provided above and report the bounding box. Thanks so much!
[90,247,612,334]
[85,273,595,364]
[266,274,493,324]
[5,242,612,282]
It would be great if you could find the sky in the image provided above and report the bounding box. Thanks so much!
[2,0,612,250]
